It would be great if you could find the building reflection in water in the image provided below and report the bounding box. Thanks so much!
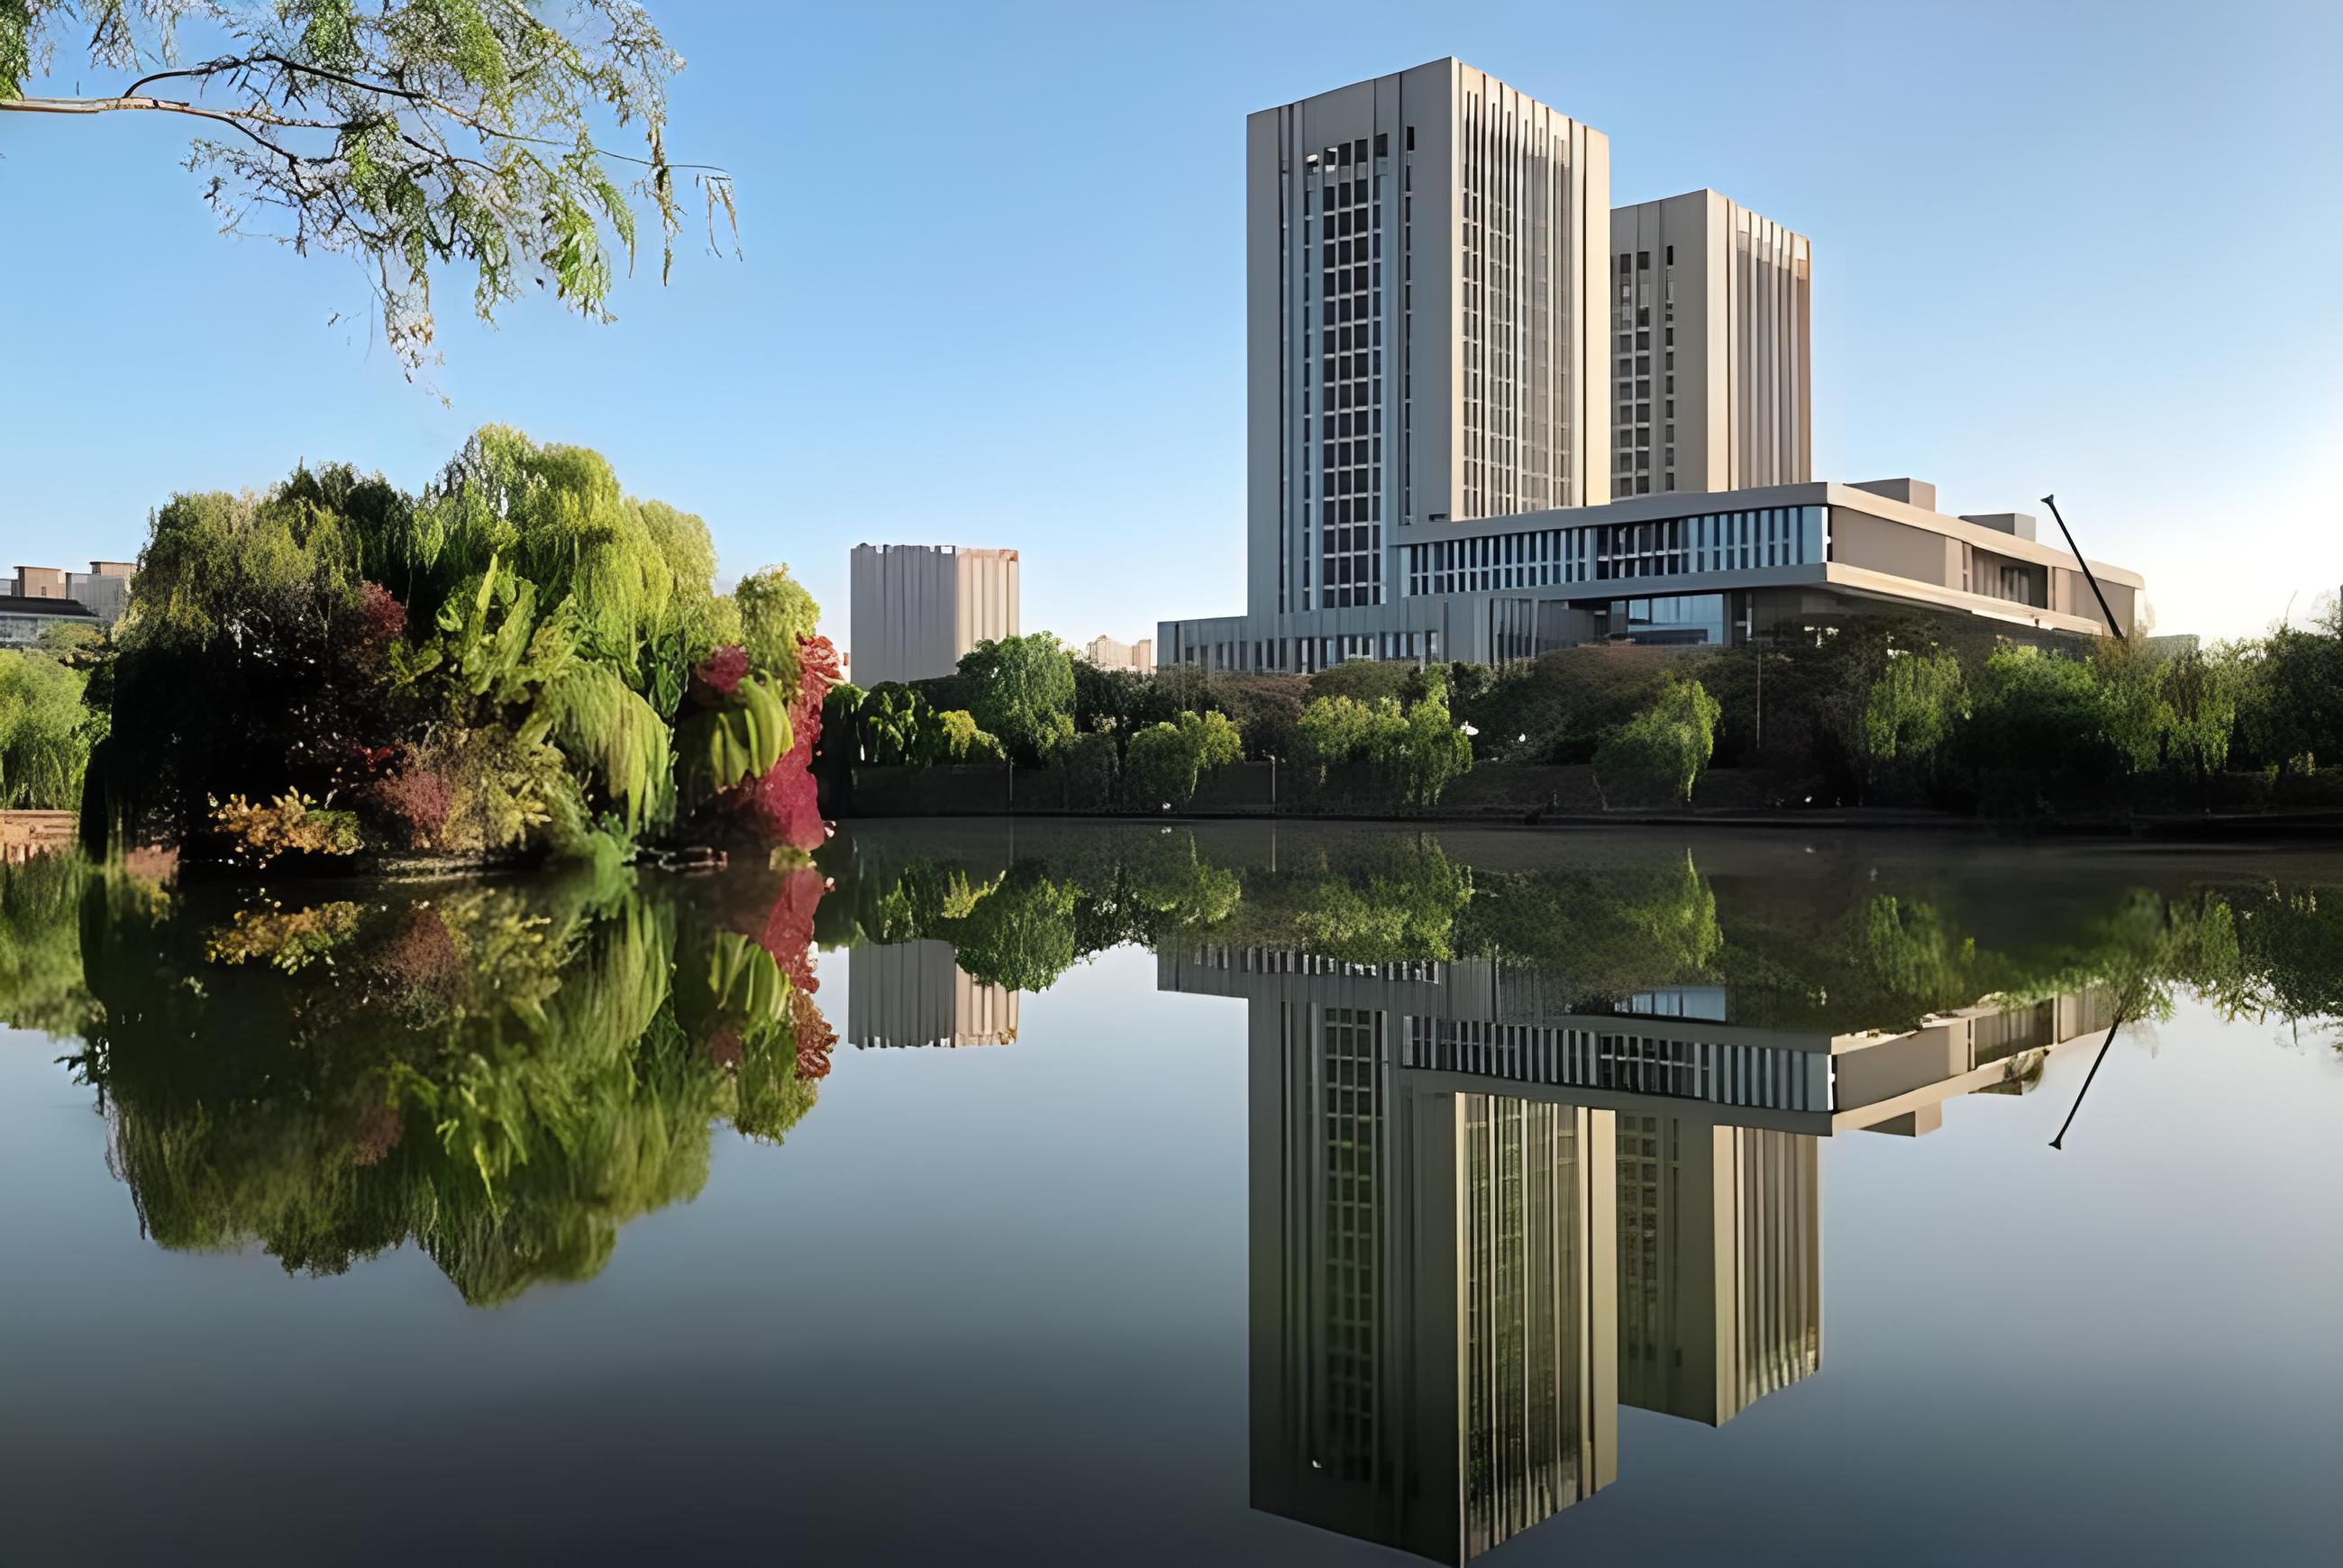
[846,940,1019,1048]
[1617,1109,1817,1428]
[1166,946,2111,1563]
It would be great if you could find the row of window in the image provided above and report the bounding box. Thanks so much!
[0,614,73,647]
[1402,506,1828,597]
[1405,1016,1831,1114]
[1300,132,1394,169]
[1178,627,1443,673]
[1297,159,1383,614]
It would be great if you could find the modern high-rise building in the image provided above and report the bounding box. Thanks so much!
[1609,190,1812,497]
[848,543,1019,686]
[1161,63,2143,670]
[1243,59,1611,630]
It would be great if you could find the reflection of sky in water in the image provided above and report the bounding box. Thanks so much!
[3,827,2341,1564]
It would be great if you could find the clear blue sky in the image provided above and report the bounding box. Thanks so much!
[3,0,2338,644]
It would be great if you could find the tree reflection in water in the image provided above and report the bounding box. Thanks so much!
[822,827,2343,1043]
[12,857,834,1306]
[3,826,2339,1315]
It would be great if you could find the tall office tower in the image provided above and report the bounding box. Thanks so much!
[848,543,1019,686]
[1245,59,1611,624]
[1609,191,1811,497]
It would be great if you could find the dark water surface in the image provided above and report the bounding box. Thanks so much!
[3,822,2339,1565]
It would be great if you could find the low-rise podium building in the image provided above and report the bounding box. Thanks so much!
[1,560,134,647]
[1162,478,2143,670]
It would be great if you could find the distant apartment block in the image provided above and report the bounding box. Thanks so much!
[1081,634,1154,673]
[1610,190,1811,497]
[1,560,133,647]
[848,543,1018,686]
[846,940,1019,1049]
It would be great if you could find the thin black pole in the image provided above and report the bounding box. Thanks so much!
[2048,1009,2126,1151]
[2039,494,2128,644]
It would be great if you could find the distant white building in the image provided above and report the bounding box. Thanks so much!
[1081,634,1154,673]
[848,543,1019,686]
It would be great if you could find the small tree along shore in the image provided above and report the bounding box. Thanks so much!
[834,604,2343,825]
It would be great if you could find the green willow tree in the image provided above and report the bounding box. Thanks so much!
[0,0,736,378]
[1592,674,1721,807]
[735,566,822,691]
[1863,647,1966,791]
[29,862,835,1306]
[91,428,823,865]
[1125,709,1241,807]
[1292,676,1473,809]
[0,648,96,808]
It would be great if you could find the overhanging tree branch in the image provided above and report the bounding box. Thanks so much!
[1,1,742,384]
[2,91,329,163]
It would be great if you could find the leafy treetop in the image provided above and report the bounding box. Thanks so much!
[957,633,1077,765]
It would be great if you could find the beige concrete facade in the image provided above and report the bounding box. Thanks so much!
[1247,59,1610,624]
[0,810,80,863]
[1609,191,1811,496]
[848,543,1019,687]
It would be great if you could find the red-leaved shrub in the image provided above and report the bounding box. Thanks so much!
[354,581,408,652]
[372,769,453,848]
[694,643,749,700]
[713,634,838,851]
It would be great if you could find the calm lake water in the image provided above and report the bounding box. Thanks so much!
[3,821,2339,1565]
